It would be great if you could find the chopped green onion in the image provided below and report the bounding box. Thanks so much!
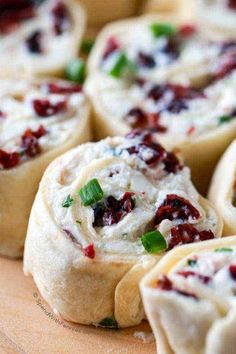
[214,247,233,252]
[187,259,197,267]
[99,317,118,329]
[76,219,82,225]
[79,178,104,206]
[62,194,74,208]
[218,115,232,125]
[81,38,94,54]
[65,58,86,84]
[150,22,177,38]
[141,230,167,254]
[109,52,136,78]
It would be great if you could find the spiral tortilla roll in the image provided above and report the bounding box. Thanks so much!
[140,236,236,354]
[0,0,85,78]
[24,130,222,328]
[86,16,236,194]
[0,78,91,258]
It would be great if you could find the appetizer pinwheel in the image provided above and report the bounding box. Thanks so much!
[140,236,236,354]
[0,78,91,258]
[86,17,236,193]
[142,0,193,22]
[196,0,236,39]
[0,0,85,78]
[209,139,236,235]
[24,130,222,328]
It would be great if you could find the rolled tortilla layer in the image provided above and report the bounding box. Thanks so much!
[140,235,236,354]
[209,139,236,235]
[86,16,236,193]
[0,0,85,78]
[24,130,222,328]
[0,78,91,257]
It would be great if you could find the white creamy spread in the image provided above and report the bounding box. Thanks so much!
[46,135,218,258]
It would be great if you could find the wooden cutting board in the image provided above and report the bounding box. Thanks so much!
[0,257,156,354]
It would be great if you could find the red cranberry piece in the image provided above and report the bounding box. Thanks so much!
[227,0,236,10]
[137,52,156,68]
[33,98,67,117]
[51,1,70,35]
[21,125,47,157]
[163,152,182,173]
[125,129,153,143]
[83,243,95,259]
[214,51,236,80]
[229,265,236,280]
[46,82,82,95]
[146,113,167,133]
[155,194,200,225]
[93,193,135,227]
[25,30,42,54]
[177,270,211,284]
[158,38,179,62]
[168,223,214,250]
[157,276,173,290]
[125,107,147,128]
[102,37,120,60]
[0,150,20,169]
[179,24,196,37]
[0,110,6,119]
[0,1,35,34]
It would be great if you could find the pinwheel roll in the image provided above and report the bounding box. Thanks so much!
[0,0,85,78]
[140,236,236,354]
[196,0,236,40]
[208,139,236,235]
[24,130,222,328]
[86,17,236,193]
[0,78,91,258]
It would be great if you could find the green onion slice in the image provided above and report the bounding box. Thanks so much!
[109,52,136,78]
[62,194,74,208]
[79,178,104,206]
[187,259,197,267]
[99,317,118,329]
[150,22,177,38]
[81,38,94,54]
[141,230,167,254]
[65,58,86,84]
[218,115,232,125]
[214,247,233,252]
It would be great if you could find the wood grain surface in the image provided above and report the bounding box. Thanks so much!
[0,257,155,354]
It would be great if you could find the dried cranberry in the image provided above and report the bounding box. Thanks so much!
[0,0,35,34]
[32,98,67,117]
[125,107,147,128]
[157,37,179,63]
[102,37,120,60]
[214,51,236,79]
[179,24,196,37]
[155,195,200,225]
[21,125,46,157]
[163,152,182,173]
[25,30,42,54]
[147,84,205,114]
[46,82,82,95]
[0,150,20,169]
[137,52,155,68]
[168,223,214,250]
[51,1,70,35]
[229,265,236,280]
[93,192,135,227]
[0,110,6,119]
[177,270,211,284]
[125,129,153,143]
[227,0,236,10]
[83,243,95,259]
[157,275,197,299]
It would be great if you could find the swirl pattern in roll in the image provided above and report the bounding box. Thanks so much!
[196,0,236,39]
[0,78,91,257]
[86,17,236,193]
[140,236,236,354]
[0,0,85,77]
[209,139,236,235]
[24,130,222,328]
